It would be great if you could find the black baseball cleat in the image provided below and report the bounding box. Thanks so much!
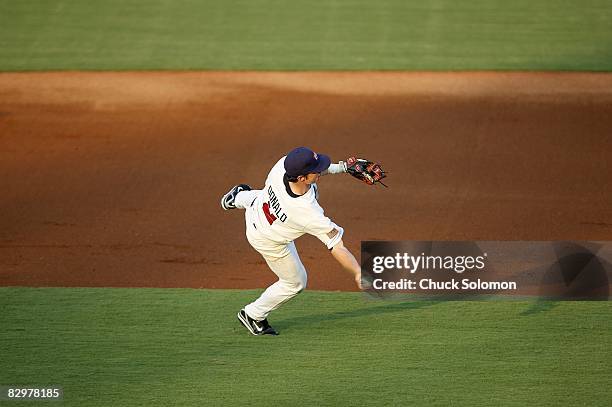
[221,184,251,210]
[237,309,279,336]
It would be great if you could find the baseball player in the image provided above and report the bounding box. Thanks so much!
[221,147,385,336]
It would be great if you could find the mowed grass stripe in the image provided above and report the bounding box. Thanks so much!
[1,287,610,406]
[0,0,611,71]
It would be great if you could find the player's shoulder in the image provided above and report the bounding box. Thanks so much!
[265,156,287,185]
[298,192,325,214]
[270,156,287,174]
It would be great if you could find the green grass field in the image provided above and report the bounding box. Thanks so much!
[1,288,610,406]
[1,0,612,71]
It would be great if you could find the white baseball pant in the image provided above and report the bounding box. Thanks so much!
[234,190,307,321]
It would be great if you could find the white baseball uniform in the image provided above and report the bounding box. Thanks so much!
[234,156,345,321]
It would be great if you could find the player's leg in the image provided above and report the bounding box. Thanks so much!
[244,242,307,321]
[221,184,255,210]
[234,189,260,209]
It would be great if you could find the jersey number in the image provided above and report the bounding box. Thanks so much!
[262,202,277,225]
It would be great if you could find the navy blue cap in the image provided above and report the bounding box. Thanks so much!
[284,147,331,177]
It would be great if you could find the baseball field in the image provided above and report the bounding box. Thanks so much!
[1,1,612,406]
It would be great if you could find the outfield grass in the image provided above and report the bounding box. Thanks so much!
[1,288,610,406]
[1,0,611,71]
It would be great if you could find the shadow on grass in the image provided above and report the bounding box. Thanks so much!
[275,299,440,331]
[520,300,560,316]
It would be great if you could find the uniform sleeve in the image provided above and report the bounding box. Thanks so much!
[304,213,344,250]
[321,162,347,176]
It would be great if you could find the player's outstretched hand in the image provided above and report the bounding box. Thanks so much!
[345,157,387,187]
[355,273,363,290]
[331,240,364,290]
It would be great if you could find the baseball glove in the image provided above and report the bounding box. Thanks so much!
[345,157,387,187]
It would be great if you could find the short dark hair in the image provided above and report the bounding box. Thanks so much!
[286,173,300,182]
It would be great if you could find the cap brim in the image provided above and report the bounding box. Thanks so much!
[312,154,331,174]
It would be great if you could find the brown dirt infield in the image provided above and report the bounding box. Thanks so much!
[1,72,611,291]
